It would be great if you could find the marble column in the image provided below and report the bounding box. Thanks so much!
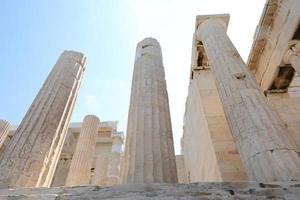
[195,14,300,181]
[65,115,99,186]
[107,133,123,186]
[0,120,11,152]
[284,40,300,73]
[123,38,178,184]
[0,51,86,188]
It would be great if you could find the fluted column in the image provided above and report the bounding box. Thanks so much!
[284,40,300,73]
[123,38,177,184]
[107,133,123,186]
[0,51,86,188]
[196,14,300,181]
[0,120,11,150]
[65,115,99,186]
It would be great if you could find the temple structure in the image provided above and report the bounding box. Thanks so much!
[122,38,178,184]
[0,0,300,198]
[52,120,124,187]
[183,15,248,182]
[247,0,300,154]
[182,0,300,183]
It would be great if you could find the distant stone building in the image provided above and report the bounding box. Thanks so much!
[52,120,124,187]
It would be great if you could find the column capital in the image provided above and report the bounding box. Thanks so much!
[284,40,300,64]
[84,115,100,122]
[61,50,87,71]
[135,37,162,61]
[195,14,230,41]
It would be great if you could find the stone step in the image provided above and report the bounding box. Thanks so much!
[0,182,299,200]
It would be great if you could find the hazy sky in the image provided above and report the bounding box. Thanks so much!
[0,0,265,154]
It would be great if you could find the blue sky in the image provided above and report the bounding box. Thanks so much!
[0,0,265,153]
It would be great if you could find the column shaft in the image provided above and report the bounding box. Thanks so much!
[196,15,300,181]
[0,51,86,188]
[0,120,11,154]
[65,115,99,186]
[0,120,11,151]
[123,38,177,184]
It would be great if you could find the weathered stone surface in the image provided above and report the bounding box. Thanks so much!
[266,92,300,152]
[247,0,300,90]
[0,182,299,199]
[0,51,86,188]
[107,133,123,186]
[0,120,11,152]
[245,0,300,182]
[183,67,247,182]
[175,155,188,184]
[65,115,100,186]
[123,38,177,184]
[195,14,300,181]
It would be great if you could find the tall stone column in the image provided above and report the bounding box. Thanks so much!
[195,14,300,181]
[107,133,123,186]
[0,51,86,188]
[0,120,11,150]
[284,40,300,73]
[123,38,177,184]
[65,115,99,186]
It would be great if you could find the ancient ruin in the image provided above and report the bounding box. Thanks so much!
[0,51,86,188]
[122,38,178,184]
[0,0,300,198]
[51,120,124,187]
[65,115,100,186]
[183,12,300,183]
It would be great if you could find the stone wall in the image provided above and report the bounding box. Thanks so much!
[266,76,300,152]
[183,58,247,182]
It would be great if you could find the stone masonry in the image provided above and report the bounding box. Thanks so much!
[195,14,300,181]
[0,120,11,152]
